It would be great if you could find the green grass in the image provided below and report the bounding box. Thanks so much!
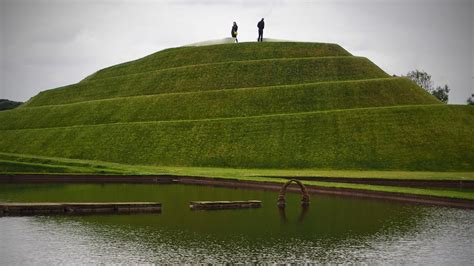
[24,56,388,107]
[0,160,123,174]
[0,160,74,173]
[2,40,472,198]
[152,166,474,181]
[0,153,134,174]
[0,78,440,130]
[2,152,472,181]
[83,42,351,82]
[1,105,472,171]
[1,153,472,200]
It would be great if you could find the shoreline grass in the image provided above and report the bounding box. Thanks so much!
[0,152,473,201]
[2,151,473,180]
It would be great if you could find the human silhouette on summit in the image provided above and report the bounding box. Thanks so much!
[231,22,238,43]
[257,18,265,42]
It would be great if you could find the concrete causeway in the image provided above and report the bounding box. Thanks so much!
[0,202,162,216]
[190,200,262,210]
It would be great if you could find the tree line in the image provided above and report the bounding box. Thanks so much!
[404,70,473,105]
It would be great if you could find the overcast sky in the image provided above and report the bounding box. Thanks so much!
[1,0,473,104]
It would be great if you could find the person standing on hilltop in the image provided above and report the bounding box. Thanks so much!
[257,18,265,42]
[231,22,238,43]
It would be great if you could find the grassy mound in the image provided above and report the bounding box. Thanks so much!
[2,41,472,175]
[83,42,351,82]
[25,56,388,107]
[1,105,472,171]
[0,78,439,130]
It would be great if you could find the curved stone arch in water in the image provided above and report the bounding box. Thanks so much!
[277,179,310,208]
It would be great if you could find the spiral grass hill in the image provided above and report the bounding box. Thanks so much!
[0,42,472,173]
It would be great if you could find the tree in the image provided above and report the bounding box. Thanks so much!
[431,85,449,103]
[0,99,22,111]
[405,70,433,92]
[467,94,474,105]
[405,70,449,103]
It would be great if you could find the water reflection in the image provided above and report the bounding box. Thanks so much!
[0,184,473,264]
[278,205,309,223]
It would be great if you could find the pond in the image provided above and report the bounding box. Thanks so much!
[0,183,472,264]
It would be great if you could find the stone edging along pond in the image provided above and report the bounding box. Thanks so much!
[0,174,473,209]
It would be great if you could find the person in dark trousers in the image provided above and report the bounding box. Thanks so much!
[257,18,265,42]
[231,22,238,43]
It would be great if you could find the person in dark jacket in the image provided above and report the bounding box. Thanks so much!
[257,18,264,42]
[231,22,238,43]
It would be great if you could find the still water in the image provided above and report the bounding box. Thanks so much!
[0,183,472,264]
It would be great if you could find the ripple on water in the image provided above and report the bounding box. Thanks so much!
[0,184,473,264]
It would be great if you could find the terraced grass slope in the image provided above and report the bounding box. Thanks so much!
[83,42,352,81]
[1,42,473,172]
[25,56,388,107]
[1,78,440,130]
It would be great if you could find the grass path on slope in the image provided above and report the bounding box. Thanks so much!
[25,56,388,107]
[0,160,124,174]
[1,104,447,131]
[84,42,351,82]
[1,78,439,130]
[1,153,472,200]
[150,165,474,181]
[1,105,472,171]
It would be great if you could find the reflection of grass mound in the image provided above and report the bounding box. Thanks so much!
[1,42,473,172]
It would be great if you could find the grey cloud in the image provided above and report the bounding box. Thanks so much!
[0,0,472,103]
